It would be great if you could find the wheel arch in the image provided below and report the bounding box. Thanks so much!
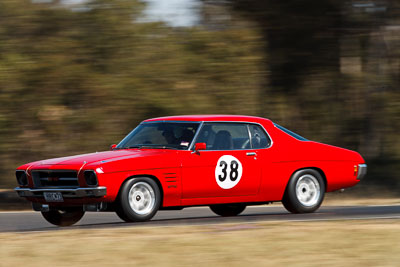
[286,167,327,194]
[116,174,164,206]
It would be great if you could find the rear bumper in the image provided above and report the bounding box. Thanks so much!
[14,187,107,198]
[357,164,367,180]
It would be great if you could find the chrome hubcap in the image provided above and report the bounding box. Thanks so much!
[128,182,155,215]
[295,175,320,207]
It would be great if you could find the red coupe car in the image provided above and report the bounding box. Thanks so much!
[15,115,367,226]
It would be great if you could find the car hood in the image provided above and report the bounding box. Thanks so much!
[36,149,176,167]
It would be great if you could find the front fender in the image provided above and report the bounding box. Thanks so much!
[98,168,181,206]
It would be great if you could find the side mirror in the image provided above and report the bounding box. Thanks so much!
[110,144,117,150]
[192,143,206,154]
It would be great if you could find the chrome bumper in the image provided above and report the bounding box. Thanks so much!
[357,164,367,180]
[14,187,107,198]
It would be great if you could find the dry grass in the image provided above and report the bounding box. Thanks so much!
[323,194,400,206]
[1,220,399,267]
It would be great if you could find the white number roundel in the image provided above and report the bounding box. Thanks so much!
[215,155,243,189]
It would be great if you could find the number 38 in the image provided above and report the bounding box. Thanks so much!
[218,160,239,181]
[215,155,243,189]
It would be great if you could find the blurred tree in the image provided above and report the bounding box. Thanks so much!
[222,0,400,191]
[0,0,264,187]
[0,0,398,193]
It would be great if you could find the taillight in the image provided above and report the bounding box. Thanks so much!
[354,165,358,177]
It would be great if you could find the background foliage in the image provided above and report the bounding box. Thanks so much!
[0,0,398,193]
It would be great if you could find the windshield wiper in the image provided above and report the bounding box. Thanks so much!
[127,145,143,149]
[126,145,176,150]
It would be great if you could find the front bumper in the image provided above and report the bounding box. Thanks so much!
[14,187,107,198]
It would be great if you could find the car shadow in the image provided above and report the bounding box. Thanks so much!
[21,211,317,232]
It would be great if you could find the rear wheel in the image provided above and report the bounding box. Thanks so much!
[116,177,161,222]
[282,169,325,214]
[41,207,85,226]
[210,204,246,217]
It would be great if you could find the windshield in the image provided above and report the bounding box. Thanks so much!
[117,122,200,150]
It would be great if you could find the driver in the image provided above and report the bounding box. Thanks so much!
[162,129,178,144]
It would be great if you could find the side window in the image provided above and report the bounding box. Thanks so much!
[196,123,251,150]
[249,124,271,149]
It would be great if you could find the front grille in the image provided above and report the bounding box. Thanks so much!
[32,170,79,188]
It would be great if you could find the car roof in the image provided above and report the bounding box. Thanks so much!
[144,115,272,124]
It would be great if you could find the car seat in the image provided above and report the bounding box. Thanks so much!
[213,130,233,150]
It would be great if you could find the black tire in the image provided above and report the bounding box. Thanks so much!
[210,204,246,217]
[116,177,161,222]
[115,205,130,222]
[282,169,325,214]
[41,207,85,226]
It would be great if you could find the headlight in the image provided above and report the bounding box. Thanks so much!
[16,170,28,186]
[84,170,98,186]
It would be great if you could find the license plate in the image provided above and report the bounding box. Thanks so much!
[43,192,64,202]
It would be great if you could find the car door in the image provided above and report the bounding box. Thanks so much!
[180,122,263,199]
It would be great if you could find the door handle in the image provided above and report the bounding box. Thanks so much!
[246,152,257,156]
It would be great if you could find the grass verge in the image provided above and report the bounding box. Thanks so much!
[1,220,399,267]
[323,193,400,206]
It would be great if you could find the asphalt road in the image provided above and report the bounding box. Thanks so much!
[1,204,399,233]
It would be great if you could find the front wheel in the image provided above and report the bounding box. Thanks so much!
[41,207,85,226]
[282,169,325,214]
[210,204,246,217]
[116,177,161,222]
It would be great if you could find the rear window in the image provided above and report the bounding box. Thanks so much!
[274,123,309,141]
[248,124,271,148]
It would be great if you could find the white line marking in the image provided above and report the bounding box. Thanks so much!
[261,215,400,223]
[0,211,35,214]
[366,204,400,207]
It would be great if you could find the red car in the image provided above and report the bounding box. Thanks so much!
[15,115,367,226]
